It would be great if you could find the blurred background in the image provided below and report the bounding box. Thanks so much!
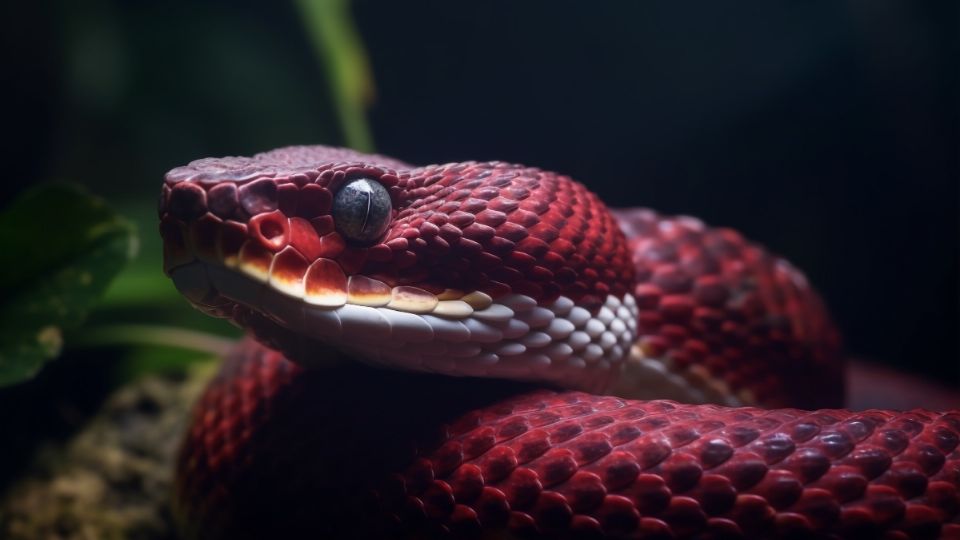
[0,1,956,536]
[5,1,956,375]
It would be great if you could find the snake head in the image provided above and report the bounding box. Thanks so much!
[160,145,638,391]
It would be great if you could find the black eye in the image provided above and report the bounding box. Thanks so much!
[332,178,392,244]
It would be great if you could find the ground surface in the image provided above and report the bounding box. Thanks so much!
[0,367,212,540]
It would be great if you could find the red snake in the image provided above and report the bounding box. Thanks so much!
[160,146,959,539]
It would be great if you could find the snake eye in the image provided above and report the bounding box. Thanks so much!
[331,178,392,244]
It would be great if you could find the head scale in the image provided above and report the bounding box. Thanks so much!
[160,145,638,391]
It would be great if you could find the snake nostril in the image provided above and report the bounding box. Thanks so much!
[249,210,290,251]
[262,221,283,240]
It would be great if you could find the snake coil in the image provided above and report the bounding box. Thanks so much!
[160,146,958,539]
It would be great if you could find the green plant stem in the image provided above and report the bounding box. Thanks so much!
[72,324,235,358]
[295,0,375,152]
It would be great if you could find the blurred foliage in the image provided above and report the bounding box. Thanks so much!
[0,0,375,492]
[296,0,376,152]
[1,0,374,389]
[0,184,136,386]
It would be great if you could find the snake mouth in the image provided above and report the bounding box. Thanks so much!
[168,250,639,389]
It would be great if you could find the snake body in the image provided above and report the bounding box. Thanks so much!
[161,146,959,538]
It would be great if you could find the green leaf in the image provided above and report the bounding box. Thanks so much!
[97,200,186,307]
[0,183,136,386]
[295,0,376,152]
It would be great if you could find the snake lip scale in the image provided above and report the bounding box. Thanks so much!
[161,146,959,539]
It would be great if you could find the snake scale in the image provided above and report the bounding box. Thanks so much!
[159,146,959,539]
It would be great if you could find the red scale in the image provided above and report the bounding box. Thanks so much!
[161,146,959,539]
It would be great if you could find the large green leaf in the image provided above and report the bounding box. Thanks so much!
[0,184,136,386]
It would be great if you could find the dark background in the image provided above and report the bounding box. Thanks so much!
[3,1,958,384]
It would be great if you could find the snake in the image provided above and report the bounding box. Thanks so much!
[159,146,959,539]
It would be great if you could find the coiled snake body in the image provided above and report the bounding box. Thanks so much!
[160,146,959,539]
